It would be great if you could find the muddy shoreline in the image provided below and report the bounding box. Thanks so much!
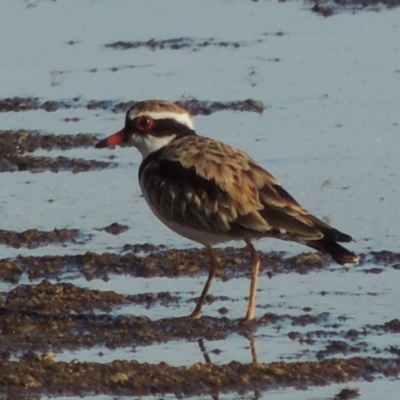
[2,356,399,396]
[2,0,400,395]
[0,244,399,396]
[1,115,400,396]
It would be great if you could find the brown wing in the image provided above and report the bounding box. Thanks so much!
[139,135,328,241]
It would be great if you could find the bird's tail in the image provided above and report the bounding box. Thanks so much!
[307,239,359,266]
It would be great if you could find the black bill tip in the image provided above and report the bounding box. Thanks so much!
[95,139,108,149]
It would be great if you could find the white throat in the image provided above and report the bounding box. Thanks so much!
[132,133,176,159]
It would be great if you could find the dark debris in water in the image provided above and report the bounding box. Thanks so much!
[0,246,339,284]
[0,97,77,112]
[104,37,258,51]
[96,223,129,235]
[0,228,82,249]
[0,130,98,152]
[0,97,265,115]
[0,277,399,353]
[0,286,246,351]
[3,280,179,317]
[1,246,400,285]
[0,353,399,396]
[0,129,115,173]
[0,153,111,173]
[370,250,400,265]
[311,0,400,17]
[334,387,361,400]
[177,98,265,116]
[0,247,399,396]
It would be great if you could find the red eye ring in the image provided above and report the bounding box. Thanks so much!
[135,115,154,131]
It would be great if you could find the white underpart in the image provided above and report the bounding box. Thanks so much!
[131,133,177,159]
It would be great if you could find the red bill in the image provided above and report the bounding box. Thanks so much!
[95,128,129,148]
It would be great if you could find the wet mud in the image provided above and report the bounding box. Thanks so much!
[1,354,399,397]
[0,228,81,249]
[0,99,263,174]
[0,130,112,173]
[1,98,399,396]
[0,97,265,116]
[0,243,400,395]
[310,0,400,17]
[105,37,250,51]
[1,2,400,396]
[1,113,399,394]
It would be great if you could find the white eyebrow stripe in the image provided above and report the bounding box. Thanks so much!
[136,111,195,130]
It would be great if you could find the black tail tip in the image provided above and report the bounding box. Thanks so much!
[308,240,359,266]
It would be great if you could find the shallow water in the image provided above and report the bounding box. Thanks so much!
[1,0,400,398]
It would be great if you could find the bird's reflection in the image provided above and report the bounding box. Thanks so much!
[196,334,261,400]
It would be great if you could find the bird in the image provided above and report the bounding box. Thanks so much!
[95,99,359,321]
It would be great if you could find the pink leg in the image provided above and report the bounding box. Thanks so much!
[244,240,260,321]
[189,246,218,319]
